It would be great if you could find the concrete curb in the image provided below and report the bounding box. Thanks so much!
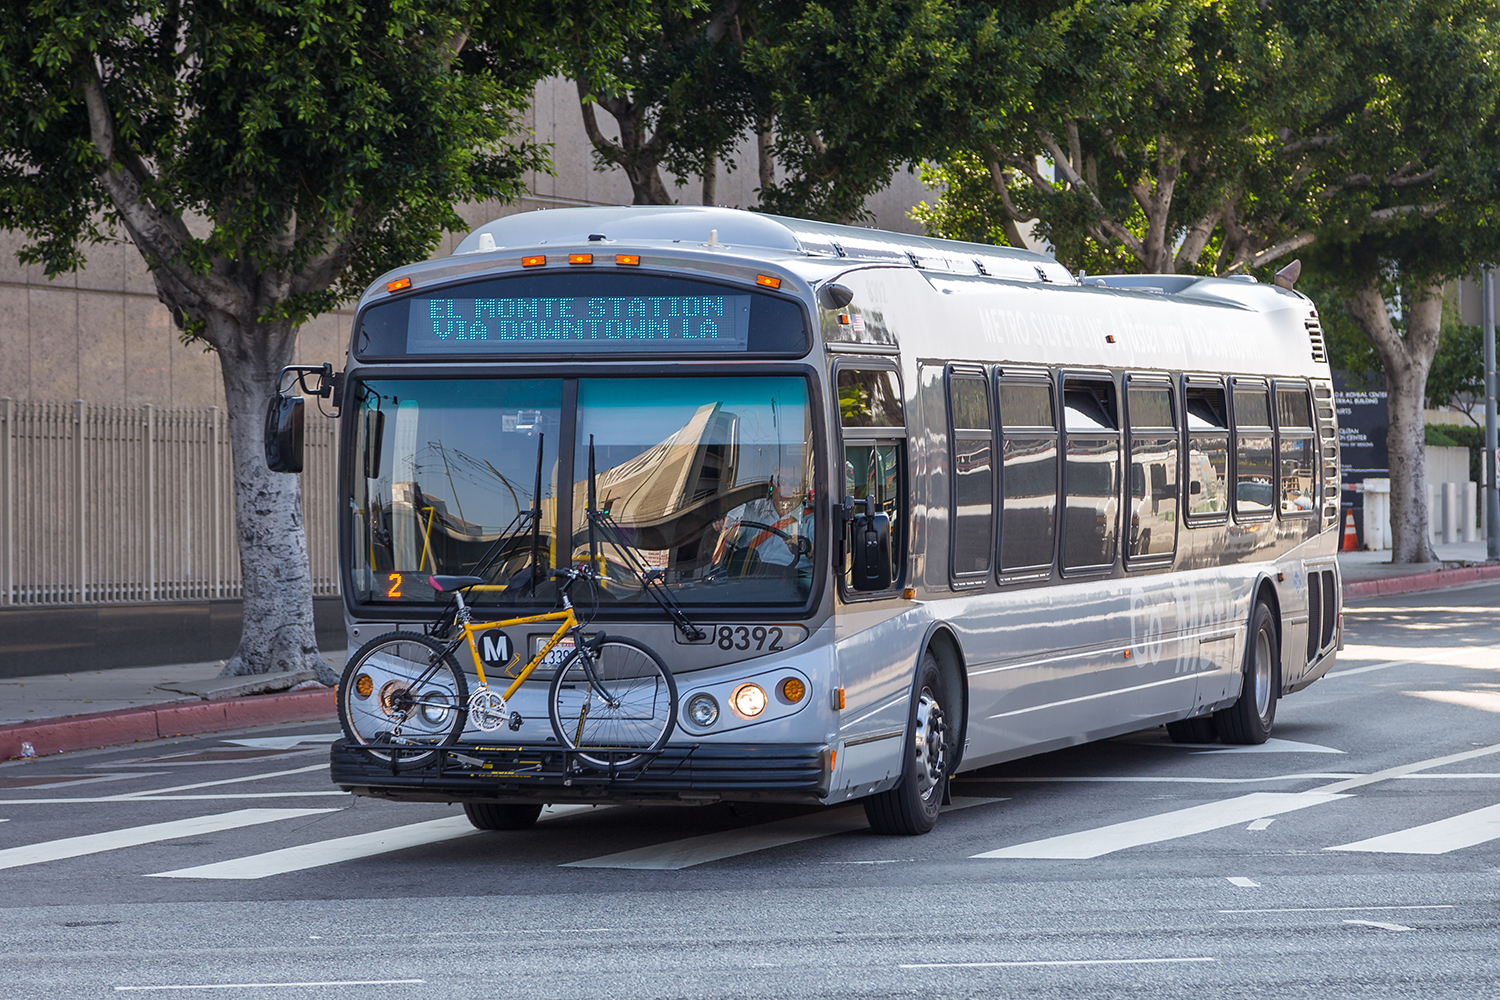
[0,688,335,761]
[1343,562,1500,601]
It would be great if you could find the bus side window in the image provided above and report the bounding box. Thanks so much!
[1232,382,1274,520]
[1275,385,1316,518]
[996,378,1057,575]
[1061,377,1120,572]
[1184,381,1229,522]
[837,368,904,592]
[1126,380,1178,561]
[947,369,993,579]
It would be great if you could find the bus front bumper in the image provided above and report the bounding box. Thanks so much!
[329,739,833,805]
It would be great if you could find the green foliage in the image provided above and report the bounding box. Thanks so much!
[0,0,558,331]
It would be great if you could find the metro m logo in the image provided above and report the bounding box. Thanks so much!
[477,631,513,668]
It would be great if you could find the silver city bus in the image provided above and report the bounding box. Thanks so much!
[274,206,1342,835]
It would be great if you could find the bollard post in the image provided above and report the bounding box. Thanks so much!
[1442,482,1457,545]
[1465,480,1479,543]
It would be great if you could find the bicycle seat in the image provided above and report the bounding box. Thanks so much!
[428,575,486,593]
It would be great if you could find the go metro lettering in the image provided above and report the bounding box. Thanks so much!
[424,295,729,342]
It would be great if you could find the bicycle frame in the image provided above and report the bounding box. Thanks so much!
[449,590,579,703]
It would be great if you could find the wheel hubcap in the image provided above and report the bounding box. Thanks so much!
[913,688,948,801]
[1253,628,1273,721]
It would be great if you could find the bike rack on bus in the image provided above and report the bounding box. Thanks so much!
[360,740,694,785]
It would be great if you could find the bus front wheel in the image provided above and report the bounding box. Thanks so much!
[865,651,951,835]
[1216,600,1280,744]
[463,802,543,831]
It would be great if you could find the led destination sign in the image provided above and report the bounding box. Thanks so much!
[407,293,752,353]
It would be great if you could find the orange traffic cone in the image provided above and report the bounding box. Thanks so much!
[1341,507,1359,551]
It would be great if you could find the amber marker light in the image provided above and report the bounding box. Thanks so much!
[521,255,546,268]
[568,253,594,265]
[755,274,782,289]
[386,277,411,293]
[780,677,806,703]
[355,674,373,698]
[615,254,641,266]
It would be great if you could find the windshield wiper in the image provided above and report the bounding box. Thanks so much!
[585,435,707,643]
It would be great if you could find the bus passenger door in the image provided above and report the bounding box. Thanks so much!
[830,365,916,795]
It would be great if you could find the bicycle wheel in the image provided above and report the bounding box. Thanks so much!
[338,631,468,770]
[548,635,678,770]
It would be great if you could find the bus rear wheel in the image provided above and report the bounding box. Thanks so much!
[1216,600,1280,744]
[865,651,950,836]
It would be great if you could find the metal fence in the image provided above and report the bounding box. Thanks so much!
[0,399,338,606]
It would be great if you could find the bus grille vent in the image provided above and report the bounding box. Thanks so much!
[1321,569,1337,648]
[1306,318,1328,362]
[1307,572,1323,663]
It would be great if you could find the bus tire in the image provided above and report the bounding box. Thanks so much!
[463,802,543,831]
[1215,600,1280,744]
[864,651,951,836]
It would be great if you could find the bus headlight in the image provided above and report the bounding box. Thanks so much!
[732,683,767,718]
[687,694,719,727]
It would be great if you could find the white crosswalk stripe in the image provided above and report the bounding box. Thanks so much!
[1326,802,1500,854]
[566,797,1003,870]
[973,791,1348,859]
[0,809,334,871]
[147,805,597,880]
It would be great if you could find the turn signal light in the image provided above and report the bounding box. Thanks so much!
[832,687,845,710]
[615,254,640,266]
[755,274,782,289]
[386,277,411,293]
[521,255,546,268]
[354,674,373,698]
[568,253,593,265]
[780,677,806,703]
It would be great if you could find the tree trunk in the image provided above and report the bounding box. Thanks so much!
[702,155,717,206]
[1345,280,1442,565]
[209,314,333,683]
[756,119,775,194]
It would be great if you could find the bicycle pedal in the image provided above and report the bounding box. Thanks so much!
[507,712,523,732]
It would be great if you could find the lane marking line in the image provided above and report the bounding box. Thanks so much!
[1247,818,1275,831]
[114,980,424,991]
[219,734,341,750]
[900,957,1216,970]
[1218,905,1452,914]
[973,792,1346,860]
[0,809,334,871]
[562,797,1001,871]
[0,793,350,805]
[1344,919,1411,932]
[1326,803,1500,855]
[1324,660,1416,678]
[1227,877,1259,887]
[960,773,1357,785]
[110,764,329,799]
[146,804,599,879]
[1316,742,1500,795]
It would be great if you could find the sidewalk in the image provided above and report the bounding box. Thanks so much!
[1339,540,1500,599]
[1,654,344,761]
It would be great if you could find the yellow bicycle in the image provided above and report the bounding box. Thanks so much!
[337,568,678,771]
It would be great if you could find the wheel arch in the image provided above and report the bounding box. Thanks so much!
[917,622,969,772]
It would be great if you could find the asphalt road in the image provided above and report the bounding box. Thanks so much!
[3,581,1498,999]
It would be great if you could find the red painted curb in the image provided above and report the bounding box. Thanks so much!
[1343,562,1500,601]
[0,688,335,760]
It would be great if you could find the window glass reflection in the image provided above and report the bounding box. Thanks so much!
[837,369,904,427]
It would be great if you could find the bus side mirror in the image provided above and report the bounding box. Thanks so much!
[264,394,305,473]
[849,509,892,591]
[362,408,385,479]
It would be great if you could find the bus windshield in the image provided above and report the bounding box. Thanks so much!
[349,375,815,609]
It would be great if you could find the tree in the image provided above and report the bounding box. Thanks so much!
[0,0,554,679]
[919,0,1500,564]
